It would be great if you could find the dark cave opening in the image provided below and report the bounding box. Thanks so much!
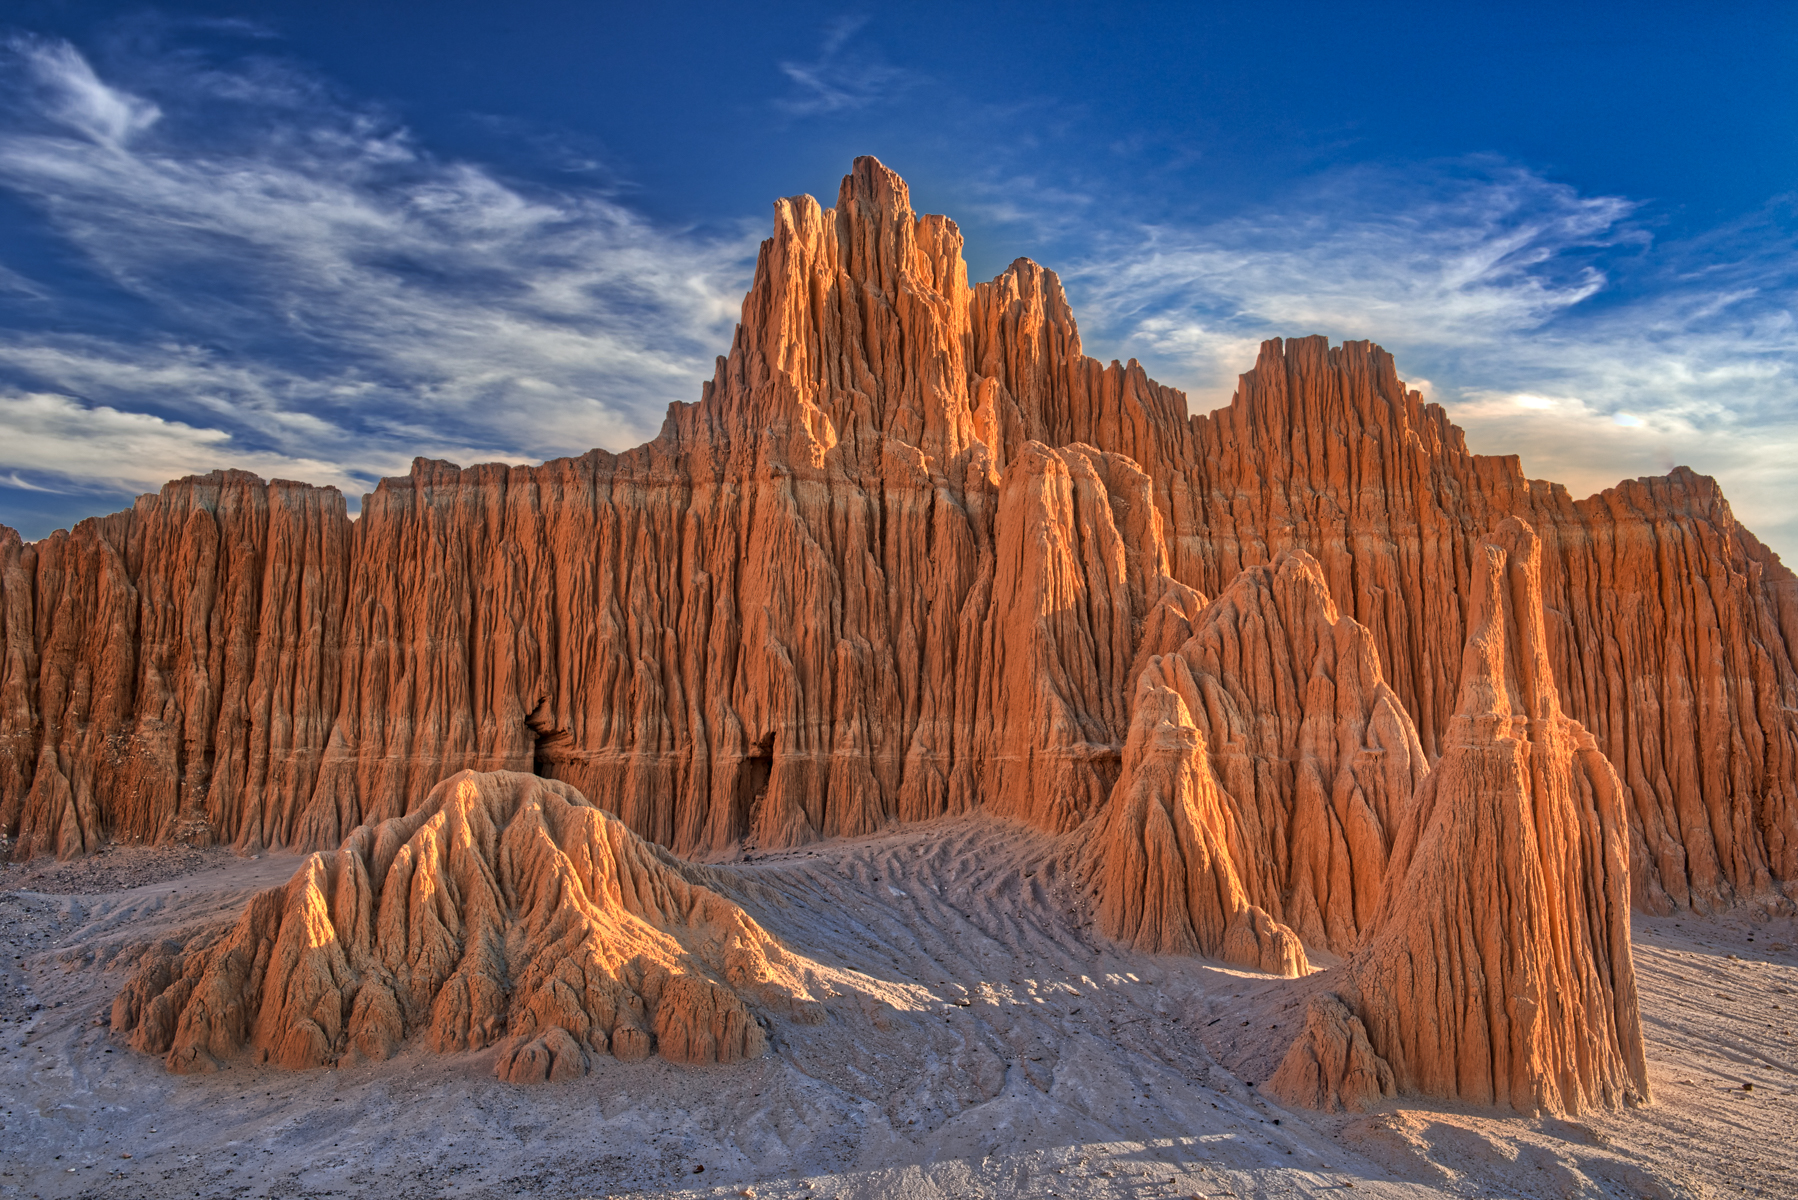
[526,702,572,781]
[734,732,776,842]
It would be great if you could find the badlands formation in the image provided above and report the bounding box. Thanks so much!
[2,157,1796,1198]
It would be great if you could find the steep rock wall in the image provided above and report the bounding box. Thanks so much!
[2,156,1793,922]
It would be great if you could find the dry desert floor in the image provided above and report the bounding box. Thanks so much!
[1,818,1794,1199]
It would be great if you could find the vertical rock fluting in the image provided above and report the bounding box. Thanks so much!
[1,474,350,859]
[950,441,1204,833]
[0,157,1793,925]
[112,770,805,1079]
[1186,338,1798,913]
[1269,519,1649,1115]
[1087,665,1306,976]
[1088,550,1426,968]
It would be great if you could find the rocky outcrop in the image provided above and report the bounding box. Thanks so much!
[1265,992,1395,1113]
[111,770,805,1079]
[1269,520,1649,1115]
[2,157,1793,926]
[1088,550,1426,965]
[948,441,1202,834]
[1088,666,1304,974]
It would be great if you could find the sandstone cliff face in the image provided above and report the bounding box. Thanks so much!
[0,477,350,859]
[1268,520,1649,1115]
[2,156,1794,926]
[111,770,804,1080]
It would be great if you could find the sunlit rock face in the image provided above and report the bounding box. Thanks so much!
[1269,520,1649,1116]
[1086,549,1426,971]
[0,158,1791,904]
[112,770,810,1081]
[35,158,1789,1111]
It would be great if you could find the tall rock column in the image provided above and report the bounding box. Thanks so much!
[1270,518,1648,1115]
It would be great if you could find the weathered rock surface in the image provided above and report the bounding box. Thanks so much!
[1088,665,1299,974]
[1186,346,1798,915]
[111,770,805,1079]
[1089,550,1425,968]
[1,156,1794,928]
[1269,519,1649,1115]
[1265,992,1395,1113]
[950,441,1203,835]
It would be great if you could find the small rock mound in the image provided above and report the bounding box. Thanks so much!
[1266,992,1395,1113]
[112,770,805,1081]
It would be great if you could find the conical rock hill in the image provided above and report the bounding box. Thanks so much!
[1268,519,1648,1115]
[1088,549,1428,970]
[111,770,811,1082]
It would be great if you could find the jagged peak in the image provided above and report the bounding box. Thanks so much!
[836,154,912,220]
[1452,516,1561,731]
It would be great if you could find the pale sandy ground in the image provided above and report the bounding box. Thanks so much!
[1,818,1793,1200]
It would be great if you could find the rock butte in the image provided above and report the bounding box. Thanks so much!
[2,157,1795,1111]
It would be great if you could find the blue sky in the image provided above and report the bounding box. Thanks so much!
[1,2,1794,560]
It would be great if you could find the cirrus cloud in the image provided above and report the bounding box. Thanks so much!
[1064,163,1798,561]
[0,36,758,532]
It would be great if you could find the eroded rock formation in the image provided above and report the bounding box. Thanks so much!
[949,441,1203,835]
[112,770,807,1079]
[1265,992,1395,1113]
[1268,520,1649,1115]
[2,156,1794,930]
[1088,550,1427,969]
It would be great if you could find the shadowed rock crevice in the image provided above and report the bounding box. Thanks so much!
[734,732,776,846]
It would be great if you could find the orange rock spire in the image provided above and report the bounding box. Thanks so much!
[1088,550,1427,970]
[1269,519,1649,1114]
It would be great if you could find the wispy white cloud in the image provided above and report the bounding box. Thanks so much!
[775,16,921,117]
[0,263,47,301]
[0,38,758,525]
[2,37,1792,566]
[0,389,367,496]
[12,35,162,147]
[1,469,59,493]
[1064,163,1798,561]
